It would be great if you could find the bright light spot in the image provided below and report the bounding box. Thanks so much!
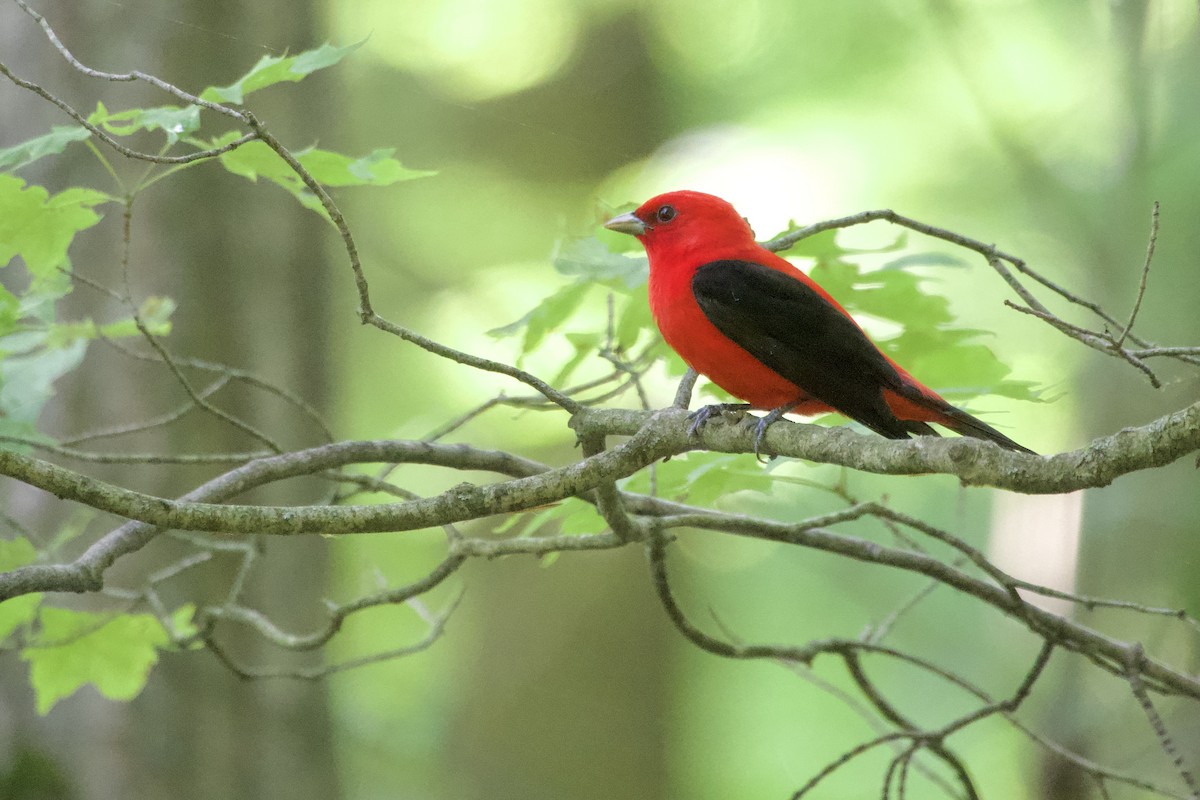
[333,0,579,101]
[988,492,1083,616]
[599,125,863,239]
[646,0,769,77]
[677,527,779,573]
[1138,1,1196,54]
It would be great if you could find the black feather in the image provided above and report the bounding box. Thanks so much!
[691,259,1034,453]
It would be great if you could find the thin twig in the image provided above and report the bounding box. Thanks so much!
[1122,644,1200,799]
[1115,201,1160,348]
[0,60,255,162]
[61,376,232,446]
[765,207,1199,378]
[0,437,269,465]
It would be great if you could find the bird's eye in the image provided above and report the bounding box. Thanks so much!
[655,204,676,223]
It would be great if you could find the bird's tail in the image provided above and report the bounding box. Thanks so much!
[885,386,1035,454]
[931,404,1035,454]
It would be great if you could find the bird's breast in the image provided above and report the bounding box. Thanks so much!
[648,262,819,411]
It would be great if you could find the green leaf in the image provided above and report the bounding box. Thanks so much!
[200,41,364,104]
[16,265,74,328]
[806,257,1042,403]
[89,102,201,146]
[683,454,774,502]
[217,140,431,217]
[48,295,176,346]
[0,125,92,172]
[553,237,647,289]
[167,604,198,644]
[22,607,175,714]
[614,288,652,351]
[0,418,51,449]
[531,499,607,537]
[620,452,773,505]
[0,176,109,276]
[217,138,297,183]
[103,295,175,338]
[0,339,88,424]
[487,281,592,356]
[298,148,436,186]
[491,236,654,362]
[0,537,37,571]
[0,538,42,642]
[809,258,953,330]
[561,503,607,535]
[0,283,20,336]
[888,328,1042,402]
[0,593,42,643]
[218,140,328,216]
[554,331,602,385]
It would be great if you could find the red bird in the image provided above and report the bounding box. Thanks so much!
[604,190,1033,455]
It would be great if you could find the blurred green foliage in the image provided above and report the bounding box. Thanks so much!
[322,1,1199,797]
[2,1,1198,798]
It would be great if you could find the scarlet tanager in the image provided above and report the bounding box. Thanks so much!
[603,190,1033,455]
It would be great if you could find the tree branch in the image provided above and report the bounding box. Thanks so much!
[4,398,1200,602]
[576,401,1200,492]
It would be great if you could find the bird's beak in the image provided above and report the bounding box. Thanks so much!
[603,212,647,236]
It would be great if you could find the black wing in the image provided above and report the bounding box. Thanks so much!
[692,259,924,439]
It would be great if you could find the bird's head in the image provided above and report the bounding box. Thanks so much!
[603,190,756,263]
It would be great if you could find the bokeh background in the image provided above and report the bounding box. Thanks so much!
[1,1,1198,798]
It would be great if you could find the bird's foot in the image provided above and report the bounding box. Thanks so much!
[686,403,752,437]
[750,404,796,463]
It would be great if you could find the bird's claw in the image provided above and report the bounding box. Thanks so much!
[749,402,797,463]
[687,402,791,463]
[752,417,775,463]
[686,406,716,437]
[686,403,751,438]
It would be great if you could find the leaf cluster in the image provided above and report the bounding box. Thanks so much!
[0,40,429,713]
[486,214,1043,537]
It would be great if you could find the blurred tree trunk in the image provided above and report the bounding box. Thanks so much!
[0,2,340,798]
[137,1,340,797]
[387,16,678,798]
[445,549,673,800]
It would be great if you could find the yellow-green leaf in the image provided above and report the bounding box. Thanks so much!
[0,125,92,172]
[21,608,173,715]
[200,41,364,104]
[0,175,108,276]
